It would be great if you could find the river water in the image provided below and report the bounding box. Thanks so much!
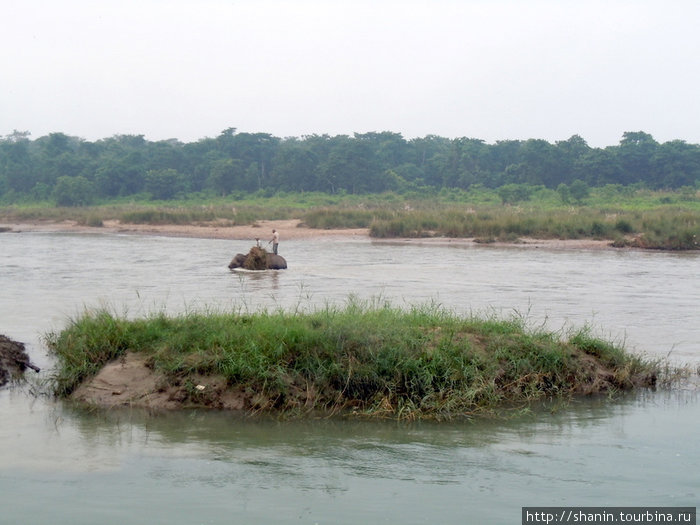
[1,231,698,524]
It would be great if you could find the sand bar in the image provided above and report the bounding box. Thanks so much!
[1,218,616,250]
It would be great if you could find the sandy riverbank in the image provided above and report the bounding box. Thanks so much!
[0,218,368,240]
[0,218,616,250]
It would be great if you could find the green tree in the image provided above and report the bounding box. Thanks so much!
[557,183,571,204]
[36,133,86,187]
[0,128,698,204]
[373,131,410,170]
[652,140,700,188]
[573,148,624,186]
[497,183,534,204]
[568,179,590,203]
[94,159,144,197]
[53,176,95,206]
[517,139,563,187]
[0,131,37,194]
[226,132,280,188]
[145,168,186,200]
[617,131,658,185]
[146,139,185,171]
[207,158,245,195]
[271,142,319,191]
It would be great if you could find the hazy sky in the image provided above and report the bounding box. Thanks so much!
[2,0,699,147]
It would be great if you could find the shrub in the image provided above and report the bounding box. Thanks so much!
[53,176,95,207]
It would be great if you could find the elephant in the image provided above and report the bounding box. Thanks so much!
[265,253,287,270]
[228,246,287,270]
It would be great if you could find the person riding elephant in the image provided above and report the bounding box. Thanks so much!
[270,229,279,255]
[228,246,287,270]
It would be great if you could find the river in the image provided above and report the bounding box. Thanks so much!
[1,231,698,524]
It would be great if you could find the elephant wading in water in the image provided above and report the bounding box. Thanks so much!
[228,246,287,271]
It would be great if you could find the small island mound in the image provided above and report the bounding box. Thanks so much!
[47,302,660,419]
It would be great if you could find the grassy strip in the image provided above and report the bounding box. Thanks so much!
[365,206,699,249]
[0,202,298,226]
[46,301,662,419]
[2,188,696,249]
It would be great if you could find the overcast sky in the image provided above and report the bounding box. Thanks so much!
[2,0,699,147]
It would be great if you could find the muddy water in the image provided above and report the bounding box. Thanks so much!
[1,232,698,524]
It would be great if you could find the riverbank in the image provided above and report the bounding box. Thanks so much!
[2,189,698,249]
[0,218,617,250]
[0,218,367,240]
[47,302,662,419]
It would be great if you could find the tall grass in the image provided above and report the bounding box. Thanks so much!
[2,188,697,249]
[300,207,395,229]
[46,300,661,419]
[368,206,699,249]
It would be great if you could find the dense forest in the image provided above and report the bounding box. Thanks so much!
[1,129,698,206]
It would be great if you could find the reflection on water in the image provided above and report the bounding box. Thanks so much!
[2,389,698,524]
[1,232,699,523]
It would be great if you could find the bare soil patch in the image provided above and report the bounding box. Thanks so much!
[71,352,270,411]
[1,219,369,241]
[71,353,175,409]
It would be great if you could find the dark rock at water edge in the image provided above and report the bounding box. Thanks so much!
[0,335,40,386]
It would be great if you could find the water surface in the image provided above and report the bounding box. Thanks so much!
[1,232,698,524]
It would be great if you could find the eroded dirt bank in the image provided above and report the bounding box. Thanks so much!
[71,353,249,410]
[70,350,656,413]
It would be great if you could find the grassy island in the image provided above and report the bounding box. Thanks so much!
[47,301,662,419]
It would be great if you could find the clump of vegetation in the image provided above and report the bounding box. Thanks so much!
[367,204,699,249]
[300,208,377,229]
[609,210,699,250]
[243,246,268,270]
[46,301,663,419]
[79,214,104,227]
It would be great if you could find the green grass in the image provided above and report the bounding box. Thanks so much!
[367,206,699,249]
[2,187,698,249]
[46,300,662,419]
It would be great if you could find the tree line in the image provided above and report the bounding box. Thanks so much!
[1,128,698,205]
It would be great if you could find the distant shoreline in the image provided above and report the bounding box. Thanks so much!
[0,219,617,250]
